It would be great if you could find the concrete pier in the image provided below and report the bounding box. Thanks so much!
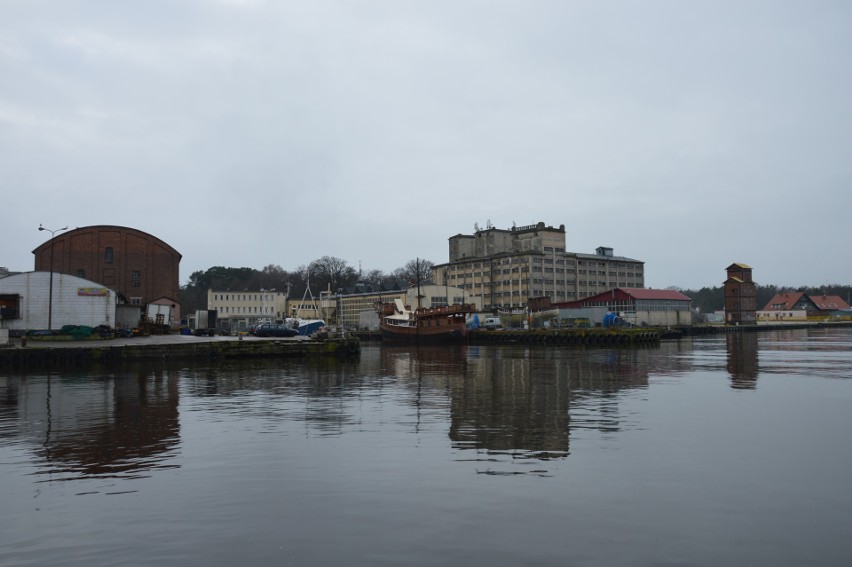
[469,328,660,346]
[0,334,360,369]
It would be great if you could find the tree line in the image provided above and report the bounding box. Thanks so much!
[180,257,435,315]
[678,284,852,318]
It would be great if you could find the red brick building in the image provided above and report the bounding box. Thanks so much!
[33,225,181,317]
[724,263,756,324]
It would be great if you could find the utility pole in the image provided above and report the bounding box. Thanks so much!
[38,224,68,331]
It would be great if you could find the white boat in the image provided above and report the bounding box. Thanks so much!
[285,317,326,336]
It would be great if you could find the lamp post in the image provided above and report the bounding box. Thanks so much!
[38,224,68,331]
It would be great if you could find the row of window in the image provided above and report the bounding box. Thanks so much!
[212,306,276,314]
[584,300,689,312]
[212,294,280,302]
[450,266,641,277]
[477,290,569,300]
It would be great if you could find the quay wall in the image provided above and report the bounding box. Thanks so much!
[662,321,852,338]
[351,321,852,345]
[469,328,659,346]
[0,336,360,369]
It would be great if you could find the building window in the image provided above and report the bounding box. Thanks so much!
[130,297,142,306]
[105,247,114,263]
[131,271,141,287]
[102,271,115,285]
[0,294,21,320]
[77,269,86,278]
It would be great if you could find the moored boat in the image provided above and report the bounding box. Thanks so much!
[379,299,475,343]
[285,317,326,336]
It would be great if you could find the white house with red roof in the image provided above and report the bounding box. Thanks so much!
[556,288,693,327]
[759,292,850,321]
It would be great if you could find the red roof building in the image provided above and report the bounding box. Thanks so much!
[763,292,809,312]
[762,292,849,317]
[556,288,693,326]
[809,295,850,312]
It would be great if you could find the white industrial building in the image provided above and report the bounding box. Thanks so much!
[0,271,120,333]
[557,287,693,327]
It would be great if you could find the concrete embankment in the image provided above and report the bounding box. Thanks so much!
[660,321,852,338]
[469,328,660,346]
[0,334,360,369]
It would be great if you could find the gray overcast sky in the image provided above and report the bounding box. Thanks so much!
[2,0,851,290]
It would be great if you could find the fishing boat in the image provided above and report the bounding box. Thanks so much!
[286,274,327,336]
[379,299,475,343]
[285,317,326,336]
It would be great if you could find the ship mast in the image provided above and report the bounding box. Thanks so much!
[416,258,422,310]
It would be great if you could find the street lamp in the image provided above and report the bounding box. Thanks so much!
[38,224,68,331]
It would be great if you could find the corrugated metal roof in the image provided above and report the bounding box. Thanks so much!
[621,288,692,301]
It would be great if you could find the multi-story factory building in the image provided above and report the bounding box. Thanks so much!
[432,222,644,310]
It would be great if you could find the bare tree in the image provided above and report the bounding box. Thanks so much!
[308,256,358,293]
[392,258,434,286]
[284,265,310,298]
[259,264,289,291]
[362,268,388,290]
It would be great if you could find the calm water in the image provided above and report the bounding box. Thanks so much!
[2,328,851,566]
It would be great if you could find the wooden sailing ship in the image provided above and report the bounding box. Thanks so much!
[379,299,475,343]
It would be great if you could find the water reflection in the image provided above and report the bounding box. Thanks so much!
[0,366,180,481]
[180,357,375,436]
[378,343,695,461]
[727,327,852,382]
[452,347,658,459]
[0,335,771,487]
[726,333,760,389]
[2,330,851,566]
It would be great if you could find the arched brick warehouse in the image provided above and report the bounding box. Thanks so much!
[33,225,182,317]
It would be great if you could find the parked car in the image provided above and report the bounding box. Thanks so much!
[253,324,299,337]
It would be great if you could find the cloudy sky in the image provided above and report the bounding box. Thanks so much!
[2,0,850,290]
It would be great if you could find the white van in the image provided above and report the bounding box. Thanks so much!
[482,317,502,330]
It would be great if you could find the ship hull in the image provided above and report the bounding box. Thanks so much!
[379,324,468,343]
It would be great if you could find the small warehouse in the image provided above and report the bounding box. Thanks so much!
[0,271,119,334]
[556,288,693,327]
